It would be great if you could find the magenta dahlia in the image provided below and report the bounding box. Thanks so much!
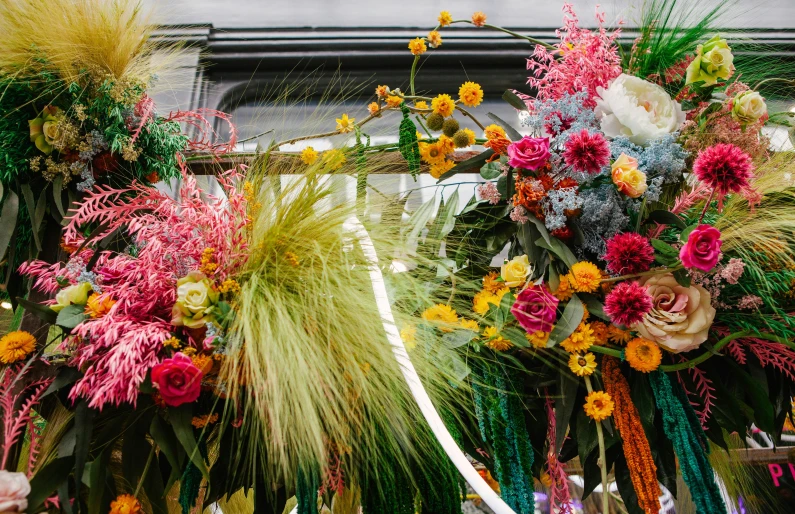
[604,281,653,327]
[693,143,754,195]
[604,232,655,275]
[562,129,610,175]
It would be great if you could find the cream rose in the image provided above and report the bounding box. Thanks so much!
[611,153,648,198]
[595,74,686,146]
[685,35,734,87]
[632,273,716,353]
[0,471,30,513]
[172,271,219,328]
[731,91,767,125]
[51,282,94,313]
[501,255,531,288]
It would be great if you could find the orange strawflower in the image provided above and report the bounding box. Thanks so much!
[109,494,142,514]
[472,11,487,27]
[482,271,504,294]
[375,85,389,98]
[427,30,443,48]
[625,337,663,372]
[408,37,427,55]
[583,390,614,421]
[85,293,116,318]
[367,102,380,116]
[0,331,36,364]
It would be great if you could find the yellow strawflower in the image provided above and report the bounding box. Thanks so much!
[430,159,455,179]
[431,94,456,117]
[460,319,479,331]
[584,391,614,421]
[438,11,453,27]
[367,102,380,116]
[527,330,550,348]
[427,30,443,48]
[421,304,459,332]
[458,82,484,107]
[414,100,428,110]
[484,124,507,140]
[568,261,602,293]
[408,37,427,55]
[560,322,595,353]
[109,494,142,514]
[472,11,487,27]
[301,146,319,165]
[625,337,663,372]
[386,95,403,108]
[335,113,355,133]
[483,326,512,352]
[0,330,36,364]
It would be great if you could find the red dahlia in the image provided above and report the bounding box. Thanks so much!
[604,281,653,327]
[604,232,655,275]
[562,129,610,175]
[693,143,754,195]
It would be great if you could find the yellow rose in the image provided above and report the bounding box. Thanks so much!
[731,90,767,125]
[611,153,647,199]
[51,282,94,312]
[685,35,734,87]
[28,106,60,155]
[501,255,531,288]
[171,271,220,328]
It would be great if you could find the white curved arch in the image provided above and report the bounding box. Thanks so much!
[340,216,516,514]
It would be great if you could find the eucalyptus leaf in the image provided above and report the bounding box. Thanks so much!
[548,294,584,347]
[673,268,691,287]
[503,326,530,348]
[480,161,502,180]
[21,183,42,252]
[437,149,494,181]
[405,195,437,247]
[441,330,476,349]
[536,237,576,269]
[439,189,459,238]
[34,185,48,235]
[580,294,609,321]
[53,176,66,217]
[56,304,88,329]
[651,238,679,257]
[486,113,523,141]
[501,90,529,112]
[171,404,210,480]
[0,190,19,260]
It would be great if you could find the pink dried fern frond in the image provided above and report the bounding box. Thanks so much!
[748,339,795,382]
[165,108,238,156]
[544,394,573,513]
[1,366,53,469]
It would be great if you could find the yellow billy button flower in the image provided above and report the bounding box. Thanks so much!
[408,37,427,55]
[335,113,355,133]
[584,391,614,421]
[427,30,443,48]
[568,261,602,293]
[611,153,647,199]
[458,82,484,107]
[568,352,597,376]
[483,326,512,352]
[438,11,453,27]
[431,94,456,118]
[0,330,36,364]
[300,146,319,165]
[501,254,532,288]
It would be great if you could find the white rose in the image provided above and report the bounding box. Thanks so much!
[595,74,687,146]
[632,273,716,353]
[731,91,767,125]
[0,471,30,513]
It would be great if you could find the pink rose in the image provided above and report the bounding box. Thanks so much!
[680,225,722,272]
[0,471,30,513]
[151,352,203,407]
[511,285,559,334]
[506,136,551,171]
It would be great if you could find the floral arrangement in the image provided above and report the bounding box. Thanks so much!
[3,1,795,514]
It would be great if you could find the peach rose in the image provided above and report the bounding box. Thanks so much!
[633,273,716,353]
[611,153,647,198]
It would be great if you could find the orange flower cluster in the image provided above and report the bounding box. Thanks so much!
[603,357,662,514]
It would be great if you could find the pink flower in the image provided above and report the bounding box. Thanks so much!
[506,136,551,171]
[693,143,754,196]
[562,129,610,174]
[151,352,203,407]
[604,281,653,327]
[476,181,501,205]
[718,258,745,284]
[604,232,655,275]
[511,285,559,334]
[680,225,722,272]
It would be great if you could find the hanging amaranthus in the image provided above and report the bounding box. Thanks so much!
[603,358,662,514]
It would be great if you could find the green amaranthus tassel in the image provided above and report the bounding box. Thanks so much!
[649,370,727,514]
[398,104,421,180]
[178,460,202,514]
[296,465,321,514]
[471,360,535,514]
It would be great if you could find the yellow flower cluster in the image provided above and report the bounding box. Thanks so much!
[191,413,220,428]
[438,11,453,27]
[526,330,550,348]
[199,247,218,275]
[162,336,182,349]
[301,146,319,165]
[218,278,241,295]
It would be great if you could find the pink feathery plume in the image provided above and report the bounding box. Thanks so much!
[544,394,573,513]
[129,94,156,145]
[526,3,622,108]
[165,108,238,156]
[1,365,53,469]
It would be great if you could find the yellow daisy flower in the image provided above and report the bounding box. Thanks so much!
[430,159,456,179]
[526,330,550,349]
[484,124,507,140]
[335,113,355,133]
[568,352,597,376]
[460,319,479,331]
[321,149,346,170]
[560,322,595,353]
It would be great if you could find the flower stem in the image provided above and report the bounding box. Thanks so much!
[600,265,682,284]
[659,330,795,371]
[453,20,556,50]
[584,376,610,514]
[409,55,420,96]
[698,188,716,223]
[134,443,156,498]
